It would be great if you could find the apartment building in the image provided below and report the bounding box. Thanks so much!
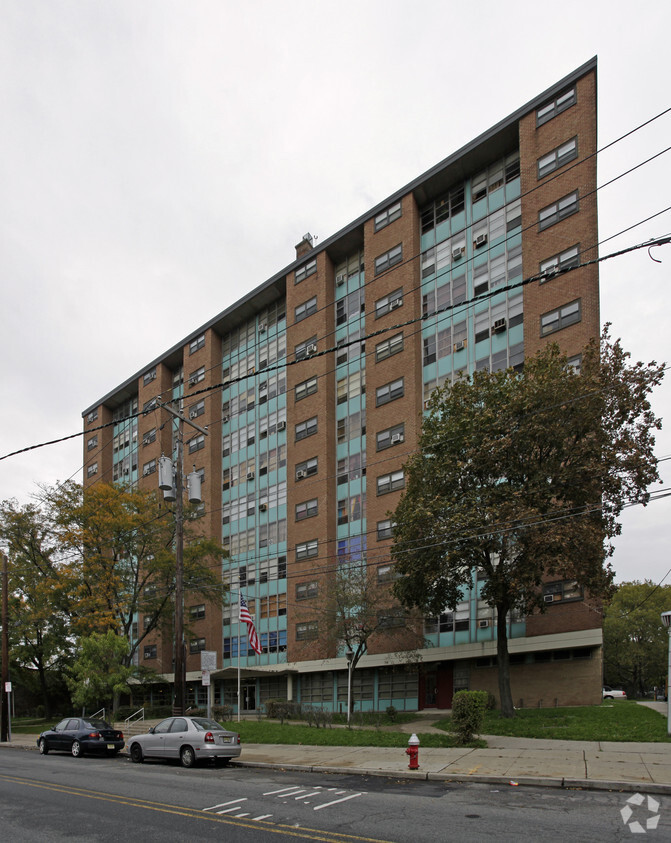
[82,57,602,713]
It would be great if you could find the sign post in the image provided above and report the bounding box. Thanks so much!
[200,651,217,719]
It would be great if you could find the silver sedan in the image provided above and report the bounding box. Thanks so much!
[128,716,241,768]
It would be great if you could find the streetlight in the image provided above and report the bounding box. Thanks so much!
[661,611,671,736]
[346,648,354,726]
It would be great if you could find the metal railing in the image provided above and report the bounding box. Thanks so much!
[91,708,105,720]
[124,708,145,729]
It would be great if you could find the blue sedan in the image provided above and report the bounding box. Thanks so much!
[37,717,125,758]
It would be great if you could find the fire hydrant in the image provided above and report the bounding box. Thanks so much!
[405,733,420,769]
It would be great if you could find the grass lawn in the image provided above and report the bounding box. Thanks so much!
[434,701,670,743]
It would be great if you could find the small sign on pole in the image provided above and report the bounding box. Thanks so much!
[201,669,210,687]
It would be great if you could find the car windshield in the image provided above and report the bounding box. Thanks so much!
[191,718,226,731]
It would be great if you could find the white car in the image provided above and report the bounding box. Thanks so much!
[128,716,241,768]
[602,686,627,700]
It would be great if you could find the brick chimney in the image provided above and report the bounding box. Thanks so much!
[295,232,314,259]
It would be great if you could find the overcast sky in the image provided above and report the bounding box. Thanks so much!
[1,1,669,586]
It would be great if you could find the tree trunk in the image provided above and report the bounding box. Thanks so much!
[496,604,515,718]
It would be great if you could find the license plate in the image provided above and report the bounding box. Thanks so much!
[107,744,115,750]
[220,736,232,744]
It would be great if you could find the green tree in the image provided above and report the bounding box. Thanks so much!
[603,581,671,697]
[67,630,134,714]
[52,481,226,668]
[391,329,664,717]
[0,499,75,717]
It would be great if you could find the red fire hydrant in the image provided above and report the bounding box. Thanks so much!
[405,733,420,769]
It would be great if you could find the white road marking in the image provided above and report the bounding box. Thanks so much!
[216,807,245,814]
[314,793,364,811]
[298,792,323,800]
[252,814,273,821]
[234,813,250,817]
[203,798,247,811]
[264,786,303,795]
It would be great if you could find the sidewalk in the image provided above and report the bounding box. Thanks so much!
[4,728,671,795]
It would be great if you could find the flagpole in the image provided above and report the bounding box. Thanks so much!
[237,590,241,724]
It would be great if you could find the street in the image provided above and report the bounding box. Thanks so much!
[1,749,670,841]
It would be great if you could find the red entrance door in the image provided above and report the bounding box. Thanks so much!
[420,665,453,709]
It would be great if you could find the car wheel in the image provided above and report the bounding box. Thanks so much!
[130,743,143,764]
[180,745,196,768]
[38,738,49,755]
[71,740,84,758]
[604,695,613,700]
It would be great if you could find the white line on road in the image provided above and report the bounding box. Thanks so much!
[235,813,250,818]
[216,807,245,814]
[314,793,364,811]
[203,798,247,811]
[297,792,323,800]
[264,786,307,795]
[252,815,273,821]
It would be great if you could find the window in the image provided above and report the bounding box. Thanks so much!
[142,459,156,477]
[536,87,576,126]
[337,453,365,484]
[538,191,579,230]
[296,621,318,641]
[295,416,317,441]
[190,604,206,620]
[540,245,580,280]
[374,244,403,276]
[374,200,401,231]
[377,470,405,495]
[188,434,205,453]
[189,399,205,419]
[375,288,403,318]
[337,410,366,443]
[143,367,157,385]
[189,366,205,386]
[86,409,98,423]
[376,378,404,406]
[142,428,156,446]
[537,137,578,178]
[295,336,317,360]
[377,519,394,540]
[336,370,365,404]
[295,377,318,401]
[189,638,206,654]
[420,184,465,234]
[296,539,318,560]
[543,580,583,603]
[295,457,318,480]
[541,299,581,336]
[376,423,404,451]
[295,258,316,284]
[87,435,98,451]
[295,296,317,323]
[336,289,365,325]
[377,565,397,583]
[144,644,157,660]
[337,494,364,525]
[567,353,582,372]
[378,610,405,629]
[86,463,98,478]
[375,332,404,362]
[295,498,318,521]
[143,397,158,413]
[296,581,319,600]
[189,333,205,354]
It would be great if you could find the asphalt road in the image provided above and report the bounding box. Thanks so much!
[2,749,671,841]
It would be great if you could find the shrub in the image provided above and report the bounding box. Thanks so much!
[212,705,233,722]
[450,690,489,745]
[264,699,302,723]
[386,705,398,722]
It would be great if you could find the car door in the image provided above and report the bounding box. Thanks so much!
[50,719,71,752]
[143,717,173,758]
[163,717,189,759]
[62,719,81,753]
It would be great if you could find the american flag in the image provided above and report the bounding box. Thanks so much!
[239,594,262,655]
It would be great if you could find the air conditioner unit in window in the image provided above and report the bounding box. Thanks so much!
[541,266,559,279]
[143,468,151,477]
[336,274,346,286]
[222,415,229,423]
[479,619,489,628]
[277,420,286,431]
[259,323,267,332]
[391,433,404,444]
[259,381,267,390]
[296,470,306,480]
[306,343,317,354]
[454,340,465,351]
[189,410,198,419]
[189,377,198,386]
[544,594,555,603]
[493,318,507,333]
[389,299,402,310]
[452,247,463,260]
[247,470,255,481]
[423,400,431,410]
[474,233,488,248]
[259,503,268,512]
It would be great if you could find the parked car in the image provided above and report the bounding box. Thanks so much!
[603,686,627,700]
[37,717,125,757]
[128,716,241,768]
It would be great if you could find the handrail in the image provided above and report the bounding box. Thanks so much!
[91,708,105,720]
[124,708,145,727]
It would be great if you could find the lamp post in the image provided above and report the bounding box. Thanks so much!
[346,648,354,726]
[661,611,671,736]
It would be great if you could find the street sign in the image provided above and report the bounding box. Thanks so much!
[4,682,11,693]
[200,650,217,671]
[201,669,210,687]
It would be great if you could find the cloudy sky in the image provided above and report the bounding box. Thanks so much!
[1,1,669,586]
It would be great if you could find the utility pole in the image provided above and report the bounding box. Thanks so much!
[1,551,9,742]
[158,400,206,716]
